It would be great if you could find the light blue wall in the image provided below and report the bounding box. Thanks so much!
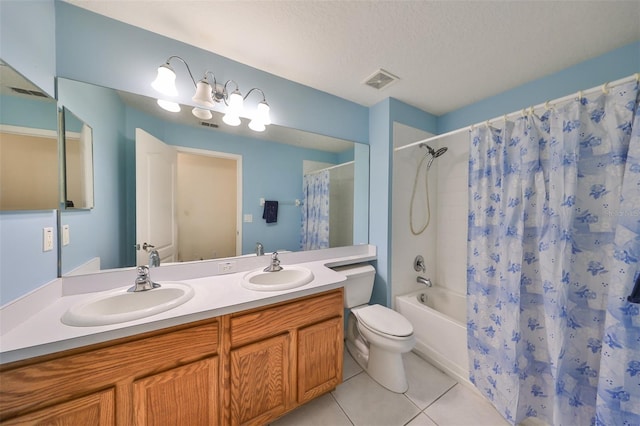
[57,78,128,275]
[0,95,57,130]
[0,0,58,306]
[438,41,640,133]
[0,210,58,304]
[0,0,56,97]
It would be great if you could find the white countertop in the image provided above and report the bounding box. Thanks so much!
[0,245,375,364]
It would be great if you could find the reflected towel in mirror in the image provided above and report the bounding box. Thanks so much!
[263,200,278,223]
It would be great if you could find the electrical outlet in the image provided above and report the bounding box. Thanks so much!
[218,261,237,274]
[62,224,70,246]
[43,227,54,252]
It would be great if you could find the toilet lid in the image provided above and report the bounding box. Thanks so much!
[356,304,414,337]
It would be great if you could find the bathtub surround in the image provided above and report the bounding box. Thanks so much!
[467,78,640,425]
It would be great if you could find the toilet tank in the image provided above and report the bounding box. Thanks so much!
[332,263,375,308]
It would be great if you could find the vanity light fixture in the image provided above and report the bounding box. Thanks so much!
[151,55,271,132]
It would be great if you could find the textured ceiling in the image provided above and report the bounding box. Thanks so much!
[66,0,639,116]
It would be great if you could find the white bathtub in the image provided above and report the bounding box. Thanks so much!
[396,287,469,385]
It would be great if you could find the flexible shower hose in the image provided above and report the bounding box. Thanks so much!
[409,152,432,235]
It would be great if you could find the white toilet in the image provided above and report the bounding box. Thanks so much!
[334,263,415,393]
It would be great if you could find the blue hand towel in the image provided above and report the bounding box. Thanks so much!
[262,200,278,223]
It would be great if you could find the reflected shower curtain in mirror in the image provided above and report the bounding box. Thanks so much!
[467,80,640,425]
[300,170,330,250]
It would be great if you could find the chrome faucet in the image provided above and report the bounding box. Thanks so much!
[414,255,426,273]
[129,265,161,292]
[264,251,283,272]
[256,242,264,256]
[149,248,160,268]
[417,276,432,287]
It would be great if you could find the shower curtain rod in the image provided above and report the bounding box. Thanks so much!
[306,160,354,174]
[395,72,640,153]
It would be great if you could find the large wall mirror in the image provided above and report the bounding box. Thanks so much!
[58,78,369,276]
[0,60,58,210]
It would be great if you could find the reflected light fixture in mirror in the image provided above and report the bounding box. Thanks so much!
[151,55,271,132]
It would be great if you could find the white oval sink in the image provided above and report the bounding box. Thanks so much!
[61,282,194,327]
[241,266,314,291]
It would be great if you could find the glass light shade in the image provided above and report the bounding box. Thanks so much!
[192,107,212,120]
[157,99,181,112]
[223,113,241,126]
[192,80,215,108]
[227,90,244,115]
[248,119,266,132]
[256,101,271,125]
[151,64,178,96]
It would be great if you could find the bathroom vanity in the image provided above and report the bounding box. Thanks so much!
[0,246,375,425]
[0,289,343,425]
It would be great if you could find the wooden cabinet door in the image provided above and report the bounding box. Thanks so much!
[133,357,219,426]
[3,388,114,426]
[230,334,291,426]
[297,317,343,404]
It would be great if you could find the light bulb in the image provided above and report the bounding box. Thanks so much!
[151,64,178,96]
[256,101,271,125]
[192,107,212,120]
[223,113,241,126]
[248,119,266,132]
[192,80,215,108]
[157,99,181,112]
[228,90,244,115]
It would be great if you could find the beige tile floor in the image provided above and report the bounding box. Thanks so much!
[271,349,509,426]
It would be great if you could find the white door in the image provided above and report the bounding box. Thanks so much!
[136,128,177,266]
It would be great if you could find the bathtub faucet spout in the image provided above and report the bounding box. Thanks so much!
[417,276,432,287]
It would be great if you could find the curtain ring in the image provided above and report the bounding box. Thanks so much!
[577,90,583,101]
[544,100,553,111]
[522,108,528,117]
[529,106,535,116]
[485,120,490,128]
[602,82,609,95]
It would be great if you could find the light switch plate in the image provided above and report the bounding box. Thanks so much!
[62,224,70,246]
[43,227,54,252]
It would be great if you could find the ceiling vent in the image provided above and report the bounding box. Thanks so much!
[364,69,399,90]
[200,121,219,129]
[10,86,48,98]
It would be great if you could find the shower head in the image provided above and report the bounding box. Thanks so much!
[426,146,448,169]
[434,147,448,158]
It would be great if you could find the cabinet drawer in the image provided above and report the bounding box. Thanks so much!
[0,319,219,421]
[2,388,115,426]
[230,289,343,348]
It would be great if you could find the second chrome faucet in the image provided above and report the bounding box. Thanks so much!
[264,252,283,272]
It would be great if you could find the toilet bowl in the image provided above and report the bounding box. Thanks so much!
[333,264,416,393]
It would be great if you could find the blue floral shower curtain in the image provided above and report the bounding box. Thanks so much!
[467,80,640,425]
[300,170,330,250]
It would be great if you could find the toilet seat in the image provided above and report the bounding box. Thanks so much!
[354,304,413,338]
